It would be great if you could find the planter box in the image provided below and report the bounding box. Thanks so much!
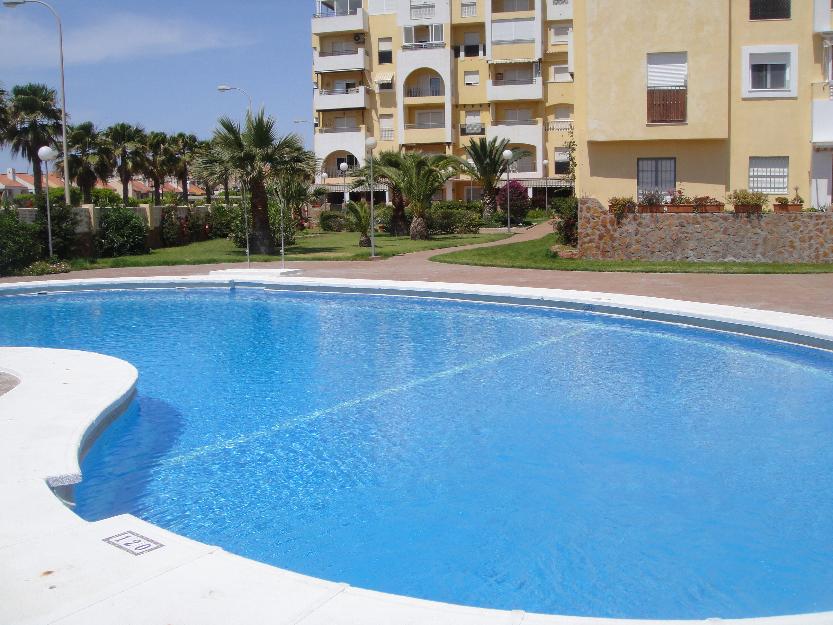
[637,205,664,214]
[666,203,695,213]
[733,204,763,214]
[608,205,637,215]
[695,204,725,213]
[774,204,803,213]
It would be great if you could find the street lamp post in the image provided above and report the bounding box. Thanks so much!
[339,161,349,209]
[217,84,253,113]
[502,149,513,234]
[365,136,377,258]
[542,159,549,212]
[4,0,71,207]
[37,145,59,257]
[466,157,474,202]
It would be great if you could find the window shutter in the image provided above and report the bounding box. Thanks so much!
[647,53,688,87]
[404,26,414,44]
[432,24,443,42]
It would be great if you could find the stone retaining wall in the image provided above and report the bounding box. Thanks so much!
[578,198,833,264]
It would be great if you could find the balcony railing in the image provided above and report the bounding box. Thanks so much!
[491,77,537,86]
[410,2,435,19]
[402,41,446,50]
[461,1,477,17]
[406,86,444,97]
[460,123,486,136]
[406,121,446,129]
[313,6,360,18]
[647,86,687,124]
[494,118,538,126]
[324,166,359,178]
[381,129,395,140]
[316,126,362,133]
[319,86,362,96]
[546,119,574,131]
[318,48,359,57]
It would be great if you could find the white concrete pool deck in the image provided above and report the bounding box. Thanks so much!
[3,275,833,625]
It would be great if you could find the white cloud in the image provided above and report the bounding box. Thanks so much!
[0,12,248,69]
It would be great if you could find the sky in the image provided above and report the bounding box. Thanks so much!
[0,0,315,171]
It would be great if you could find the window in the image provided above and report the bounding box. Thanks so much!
[380,114,394,141]
[749,157,789,194]
[403,24,444,47]
[461,0,477,17]
[750,0,790,20]
[496,66,534,85]
[550,24,571,45]
[552,64,571,82]
[501,108,533,124]
[333,115,358,130]
[463,31,482,57]
[742,46,797,98]
[464,186,483,202]
[335,154,359,172]
[464,71,480,85]
[414,109,445,128]
[375,75,394,91]
[554,147,570,175]
[411,0,435,20]
[647,52,688,123]
[637,158,676,198]
[378,38,392,64]
[502,0,531,10]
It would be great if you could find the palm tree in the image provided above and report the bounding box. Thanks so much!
[107,123,146,205]
[192,140,233,206]
[272,173,326,226]
[142,131,174,206]
[170,132,199,204]
[457,137,529,221]
[396,152,456,240]
[353,151,409,236]
[59,122,114,204]
[6,83,61,197]
[211,110,315,254]
[0,85,9,148]
[346,201,372,247]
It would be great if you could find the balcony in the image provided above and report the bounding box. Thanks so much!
[487,76,543,101]
[487,119,544,176]
[813,93,833,145]
[314,85,371,111]
[401,41,446,51]
[460,123,486,136]
[314,125,367,171]
[313,47,368,73]
[815,0,833,32]
[547,0,572,20]
[461,1,478,18]
[404,121,448,144]
[546,119,574,132]
[311,3,368,35]
[647,86,687,124]
[410,2,436,20]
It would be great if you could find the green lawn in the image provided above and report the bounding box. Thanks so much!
[432,234,833,274]
[70,231,509,270]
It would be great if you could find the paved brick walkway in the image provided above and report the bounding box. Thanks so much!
[3,222,833,318]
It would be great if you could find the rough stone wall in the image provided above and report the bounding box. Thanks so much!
[578,198,833,264]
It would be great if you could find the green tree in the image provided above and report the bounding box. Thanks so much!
[6,83,61,198]
[107,123,146,206]
[210,110,315,254]
[353,151,409,236]
[142,131,174,206]
[346,200,372,247]
[394,152,456,240]
[192,140,233,206]
[59,122,115,204]
[0,84,9,149]
[170,132,199,204]
[457,137,529,221]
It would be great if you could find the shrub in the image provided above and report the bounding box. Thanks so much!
[526,209,553,221]
[668,188,693,205]
[496,181,531,224]
[21,259,71,276]
[640,190,665,207]
[189,210,208,242]
[427,201,482,235]
[207,203,237,239]
[160,205,186,247]
[693,196,723,207]
[268,201,297,247]
[97,206,148,257]
[35,200,77,259]
[551,196,578,246]
[726,190,768,208]
[609,196,637,222]
[91,187,123,208]
[374,204,395,233]
[162,191,181,206]
[319,210,349,232]
[0,208,41,276]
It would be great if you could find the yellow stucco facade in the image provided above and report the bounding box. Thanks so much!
[312,0,833,207]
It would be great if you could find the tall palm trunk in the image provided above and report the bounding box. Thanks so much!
[482,189,497,221]
[180,167,189,204]
[81,183,93,205]
[390,189,408,236]
[153,181,162,206]
[223,180,230,206]
[249,179,275,255]
[32,158,43,198]
[121,172,130,206]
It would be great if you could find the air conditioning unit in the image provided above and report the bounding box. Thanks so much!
[354,33,366,43]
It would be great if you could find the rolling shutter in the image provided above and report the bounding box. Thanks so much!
[647,53,688,87]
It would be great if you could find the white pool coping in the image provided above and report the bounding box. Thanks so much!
[2,274,833,625]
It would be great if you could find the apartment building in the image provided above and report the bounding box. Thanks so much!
[311,0,833,208]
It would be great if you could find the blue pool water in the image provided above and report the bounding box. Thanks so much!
[1,289,833,619]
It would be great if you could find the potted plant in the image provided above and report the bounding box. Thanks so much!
[727,190,767,214]
[692,196,725,213]
[666,188,695,213]
[774,189,804,213]
[638,190,665,214]
[608,196,637,221]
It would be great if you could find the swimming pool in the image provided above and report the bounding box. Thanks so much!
[2,287,832,620]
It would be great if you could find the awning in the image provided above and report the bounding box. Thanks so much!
[514,178,574,189]
[488,58,538,65]
[374,73,395,83]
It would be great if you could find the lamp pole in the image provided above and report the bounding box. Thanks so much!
[502,149,513,234]
[4,0,71,206]
[37,146,59,257]
[217,84,253,114]
[366,136,377,258]
[542,159,549,212]
[339,161,349,209]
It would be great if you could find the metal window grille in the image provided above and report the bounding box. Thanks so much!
[749,157,789,194]
[637,158,676,199]
[750,0,790,20]
[461,1,477,17]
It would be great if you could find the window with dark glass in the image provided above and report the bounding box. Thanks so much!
[750,0,790,20]
[637,158,676,198]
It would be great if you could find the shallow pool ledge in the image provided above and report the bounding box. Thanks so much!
[3,290,833,624]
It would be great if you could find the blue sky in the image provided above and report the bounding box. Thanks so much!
[1,0,314,170]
